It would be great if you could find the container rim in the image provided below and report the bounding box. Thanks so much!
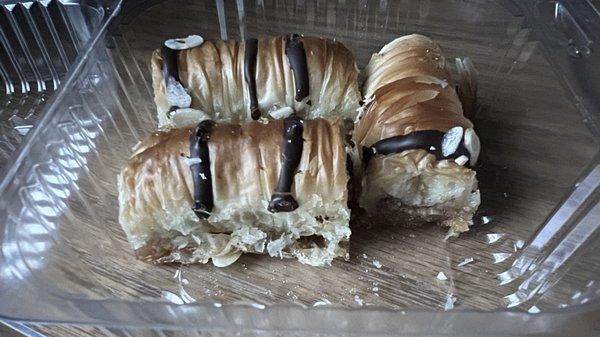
[1,0,600,334]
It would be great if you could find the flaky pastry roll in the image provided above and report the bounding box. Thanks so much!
[118,116,350,266]
[354,34,481,237]
[151,34,361,128]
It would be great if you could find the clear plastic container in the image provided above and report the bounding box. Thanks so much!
[0,0,103,172]
[1,0,600,335]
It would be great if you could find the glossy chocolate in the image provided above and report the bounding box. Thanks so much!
[268,115,304,212]
[346,153,353,179]
[244,38,261,120]
[285,34,310,102]
[363,130,471,166]
[189,120,216,218]
[161,45,180,85]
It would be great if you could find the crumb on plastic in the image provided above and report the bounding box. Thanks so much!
[457,257,474,267]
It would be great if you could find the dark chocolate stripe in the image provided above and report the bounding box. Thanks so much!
[161,45,180,85]
[268,115,304,213]
[346,153,353,179]
[161,45,181,111]
[363,130,471,166]
[244,38,261,120]
[189,120,216,219]
[285,34,310,102]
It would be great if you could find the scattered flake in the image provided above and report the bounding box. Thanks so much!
[527,305,541,314]
[372,287,379,292]
[486,233,504,244]
[581,298,589,304]
[444,294,457,311]
[492,252,512,264]
[372,260,382,269]
[161,291,184,305]
[481,216,492,225]
[251,303,266,309]
[429,146,436,151]
[362,253,368,259]
[559,303,568,308]
[213,302,222,308]
[200,173,207,180]
[503,192,509,198]
[184,157,202,166]
[165,35,204,50]
[354,295,364,306]
[173,269,181,279]
[514,239,525,251]
[287,139,292,143]
[181,278,189,285]
[437,272,448,281]
[444,227,459,241]
[313,299,332,307]
[587,280,595,287]
[457,257,474,267]
[572,291,582,300]
[454,155,469,166]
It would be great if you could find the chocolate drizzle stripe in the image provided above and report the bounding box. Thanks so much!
[363,130,471,166]
[189,120,216,219]
[244,38,260,120]
[268,115,304,213]
[285,34,310,102]
[161,45,182,111]
[346,153,353,179]
[161,45,180,85]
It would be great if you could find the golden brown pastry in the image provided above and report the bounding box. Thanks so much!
[354,34,481,237]
[151,34,361,128]
[118,117,350,266]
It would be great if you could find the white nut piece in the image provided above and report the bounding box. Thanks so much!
[170,108,212,128]
[441,126,464,157]
[164,35,204,50]
[269,106,294,119]
[212,252,242,267]
[183,157,202,166]
[454,155,469,166]
[166,77,192,109]
[463,128,480,166]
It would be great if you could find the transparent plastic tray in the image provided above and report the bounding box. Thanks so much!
[0,0,100,172]
[1,0,600,335]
